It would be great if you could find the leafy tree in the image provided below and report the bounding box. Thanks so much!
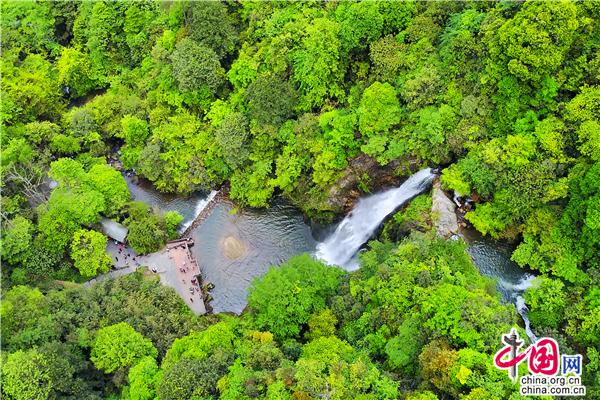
[164,210,184,239]
[406,391,439,400]
[294,336,399,399]
[566,85,600,161]
[120,115,150,147]
[370,35,404,84]
[215,112,251,169]
[1,53,64,124]
[0,1,57,55]
[379,1,416,34]
[382,193,432,241]
[2,349,54,400]
[73,1,130,82]
[567,287,600,349]
[38,186,105,254]
[385,317,422,374]
[418,340,460,397]
[20,238,68,282]
[524,276,567,330]
[86,163,130,216]
[1,216,33,265]
[305,308,337,341]
[91,322,157,373]
[158,352,233,400]
[183,1,238,59]
[401,64,444,111]
[418,282,510,350]
[248,254,343,339]
[162,322,236,369]
[358,81,401,136]
[358,82,402,162]
[124,202,168,254]
[125,356,160,400]
[63,108,100,148]
[50,134,81,155]
[293,18,344,110]
[119,115,150,169]
[406,104,455,164]
[336,1,383,55]
[230,160,275,207]
[486,0,580,83]
[70,229,112,278]
[56,47,97,98]
[245,73,297,125]
[1,285,59,352]
[122,3,160,65]
[171,37,225,94]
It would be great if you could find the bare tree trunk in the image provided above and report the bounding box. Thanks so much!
[3,164,49,206]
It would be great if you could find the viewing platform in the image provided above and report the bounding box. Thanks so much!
[155,238,207,315]
[97,236,209,314]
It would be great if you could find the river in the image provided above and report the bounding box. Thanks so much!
[124,171,534,322]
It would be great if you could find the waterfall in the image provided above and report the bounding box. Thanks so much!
[498,274,536,292]
[516,295,539,344]
[316,168,435,270]
[502,274,539,344]
[178,190,219,234]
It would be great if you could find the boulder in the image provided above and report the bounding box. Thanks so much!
[431,179,458,238]
[221,235,248,260]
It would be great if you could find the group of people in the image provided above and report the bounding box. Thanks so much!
[113,241,139,268]
[179,261,201,304]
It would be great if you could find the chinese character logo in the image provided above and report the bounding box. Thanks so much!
[562,355,582,376]
[494,328,560,382]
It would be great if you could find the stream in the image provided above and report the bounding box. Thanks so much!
[123,170,536,332]
[462,228,538,342]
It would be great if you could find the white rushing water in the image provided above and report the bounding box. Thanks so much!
[500,274,539,344]
[498,273,537,293]
[516,295,539,344]
[316,168,435,270]
[178,190,219,233]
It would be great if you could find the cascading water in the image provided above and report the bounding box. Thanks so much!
[178,190,219,233]
[464,231,539,344]
[316,168,435,270]
[516,295,539,344]
[500,274,539,344]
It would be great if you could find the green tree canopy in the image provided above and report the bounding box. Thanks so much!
[183,1,238,59]
[91,322,158,373]
[70,229,112,278]
[248,254,344,339]
[171,37,225,94]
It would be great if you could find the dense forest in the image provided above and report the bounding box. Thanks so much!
[1,1,599,399]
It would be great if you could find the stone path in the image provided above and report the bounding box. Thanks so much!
[87,239,207,315]
[106,240,141,269]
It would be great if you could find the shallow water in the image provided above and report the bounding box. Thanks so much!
[462,228,535,303]
[189,200,316,314]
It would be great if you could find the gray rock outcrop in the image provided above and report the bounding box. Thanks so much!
[431,179,458,238]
